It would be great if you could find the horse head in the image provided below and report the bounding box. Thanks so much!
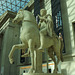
[12,9,24,23]
[12,9,37,26]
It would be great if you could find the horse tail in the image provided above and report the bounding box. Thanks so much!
[60,40,64,62]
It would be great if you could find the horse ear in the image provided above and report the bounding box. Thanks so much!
[19,9,23,12]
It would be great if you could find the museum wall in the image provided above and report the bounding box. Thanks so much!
[44,0,52,15]
[60,0,75,54]
[0,36,3,74]
[60,0,75,75]
[0,18,21,75]
[40,0,52,15]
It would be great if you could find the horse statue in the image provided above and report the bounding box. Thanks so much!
[8,9,64,73]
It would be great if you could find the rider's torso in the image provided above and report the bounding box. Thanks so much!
[40,21,46,30]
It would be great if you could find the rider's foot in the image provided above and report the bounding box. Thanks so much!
[38,47,43,50]
[21,53,30,57]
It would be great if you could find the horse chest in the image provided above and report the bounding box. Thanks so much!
[20,26,30,33]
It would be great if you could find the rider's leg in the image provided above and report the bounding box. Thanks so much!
[38,28,47,50]
[21,48,30,57]
[49,28,52,37]
[47,24,52,37]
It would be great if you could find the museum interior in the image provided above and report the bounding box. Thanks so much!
[0,0,75,75]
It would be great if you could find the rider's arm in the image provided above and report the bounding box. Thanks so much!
[38,15,46,22]
[38,21,41,28]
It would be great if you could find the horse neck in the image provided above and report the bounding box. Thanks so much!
[22,21,38,28]
[22,11,38,27]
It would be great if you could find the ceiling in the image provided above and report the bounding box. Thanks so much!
[0,0,30,16]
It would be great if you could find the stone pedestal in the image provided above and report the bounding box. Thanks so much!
[23,73,63,75]
[34,51,42,73]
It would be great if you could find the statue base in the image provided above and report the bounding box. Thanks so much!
[23,73,63,75]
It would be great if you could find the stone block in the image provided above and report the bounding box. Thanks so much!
[61,61,75,75]
[23,73,63,75]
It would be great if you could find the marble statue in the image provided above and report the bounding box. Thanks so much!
[38,9,54,50]
[8,9,64,73]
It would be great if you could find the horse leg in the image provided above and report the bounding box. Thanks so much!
[28,39,34,73]
[56,52,61,73]
[38,28,47,51]
[8,44,26,64]
[54,46,61,73]
[60,40,64,62]
[48,47,57,73]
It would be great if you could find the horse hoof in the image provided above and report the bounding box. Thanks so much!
[13,62,14,64]
[28,68,34,73]
[9,58,14,64]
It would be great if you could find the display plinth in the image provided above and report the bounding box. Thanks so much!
[23,73,63,75]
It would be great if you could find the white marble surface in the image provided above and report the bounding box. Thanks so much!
[23,73,63,75]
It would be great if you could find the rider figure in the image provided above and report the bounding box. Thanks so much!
[38,9,54,50]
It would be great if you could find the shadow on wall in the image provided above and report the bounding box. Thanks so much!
[61,0,73,55]
[67,0,75,49]
[72,22,75,45]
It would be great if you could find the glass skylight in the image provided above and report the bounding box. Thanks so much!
[0,0,30,16]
